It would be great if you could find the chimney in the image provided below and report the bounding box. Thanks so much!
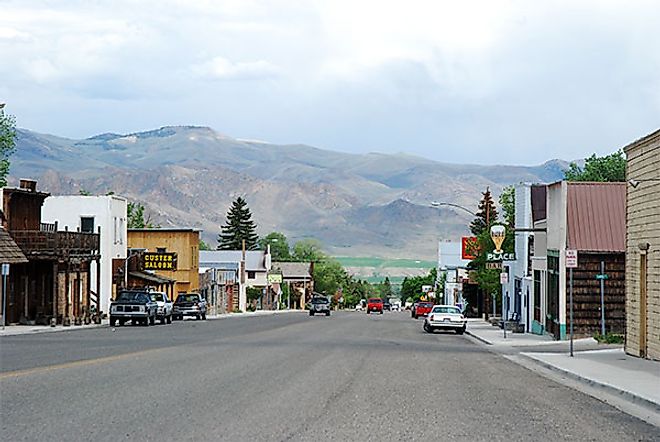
[19,179,37,192]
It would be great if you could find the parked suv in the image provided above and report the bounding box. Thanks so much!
[309,296,331,316]
[109,290,158,327]
[367,298,383,314]
[173,293,207,320]
[150,291,173,324]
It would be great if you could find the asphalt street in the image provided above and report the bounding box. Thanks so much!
[1,312,657,441]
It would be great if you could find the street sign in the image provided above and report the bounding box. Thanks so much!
[500,273,508,284]
[422,285,432,293]
[595,274,609,280]
[566,249,578,268]
[1,263,9,275]
[267,272,283,284]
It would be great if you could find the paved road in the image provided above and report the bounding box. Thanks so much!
[1,312,657,441]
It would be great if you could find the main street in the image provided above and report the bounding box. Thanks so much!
[1,312,657,441]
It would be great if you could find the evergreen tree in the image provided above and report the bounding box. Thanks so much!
[217,197,259,250]
[0,104,17,187]
[469,187,498,236]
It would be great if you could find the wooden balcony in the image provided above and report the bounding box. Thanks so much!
[11,230,100,260]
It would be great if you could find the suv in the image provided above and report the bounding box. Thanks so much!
[109,290,158,327]
[309,296,331,316]
[173,293,207,320]
[367,298,383,314]
[382,299,392,311]
[150,291,173,324]
[412,302,433,319]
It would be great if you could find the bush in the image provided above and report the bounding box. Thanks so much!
[593,332,624,344]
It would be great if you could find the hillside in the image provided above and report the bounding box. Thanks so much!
[11,126,568,259]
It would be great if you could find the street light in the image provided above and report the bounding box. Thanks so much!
[429,201,477,217]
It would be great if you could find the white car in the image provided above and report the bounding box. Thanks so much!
[423,305,467,335]
[150,291,173,324]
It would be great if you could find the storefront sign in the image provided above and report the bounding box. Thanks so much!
[267,272,283,284]
[565,249,578,268]
[143,252,177,271]
[461,236,479,260]
[487,252,516,261]
[490,225,506,254]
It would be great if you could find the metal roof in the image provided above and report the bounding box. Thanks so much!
[566,182,626,252]
[200,250,267,271]
[271,262,312,279]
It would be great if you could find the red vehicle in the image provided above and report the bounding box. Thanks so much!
[366,298,383,314]
[412,302,433,319]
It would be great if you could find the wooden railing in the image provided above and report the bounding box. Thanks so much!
[11,230,99,256]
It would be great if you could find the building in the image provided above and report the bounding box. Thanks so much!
[200,249,271,312]
[127,228,200,299]
[544,181,626,340]
[530,185,548,335]
[624,129,660,360]
[1,180,100,325]
[199,263,239,315]
[41,195,127,315]
[436,241,473,311]
[271,261,314,309]
[0,227,29,326]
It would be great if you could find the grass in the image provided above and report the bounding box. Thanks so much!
[335,257,436,269]
[593,332,624,344]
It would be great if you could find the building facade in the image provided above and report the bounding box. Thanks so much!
[624,129,660,360]
[42,195,127,315]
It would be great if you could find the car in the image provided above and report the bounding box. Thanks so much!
[173,293,207,320]
[109,290,158,327]
[309,296,331,316]
[366,298,383,314]
[412,301,433,319]
[423,305,467,334]
[382,299,392,311]
[150,291,173,324]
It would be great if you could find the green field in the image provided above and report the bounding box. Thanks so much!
[335,257,436,269]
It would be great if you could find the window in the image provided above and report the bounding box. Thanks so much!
[81,216,95,233]
[247,271,256,279]
[157,247,166,253]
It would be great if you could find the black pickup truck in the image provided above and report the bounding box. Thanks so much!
[109,290,158,326]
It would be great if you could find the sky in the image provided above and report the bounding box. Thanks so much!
[1,0,659,165]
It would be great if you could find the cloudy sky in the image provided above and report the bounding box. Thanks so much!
[1,0,658,165]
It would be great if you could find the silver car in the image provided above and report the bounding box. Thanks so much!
[423,305,467,334]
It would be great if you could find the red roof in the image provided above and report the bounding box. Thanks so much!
[566,182,626,252]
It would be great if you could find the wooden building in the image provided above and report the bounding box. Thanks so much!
[624,129,660,360]
[127,228,200,299]
[1,180,100,325]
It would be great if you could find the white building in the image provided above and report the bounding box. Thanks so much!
[437,241,471,307]
[41,195,128,315]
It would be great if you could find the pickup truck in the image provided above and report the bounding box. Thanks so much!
[109,290,158,327]
[366,298,383,314]
[173,293,207,320]
[412,302,434,319]
[150,291,173,324]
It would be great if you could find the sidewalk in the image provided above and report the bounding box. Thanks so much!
[521,349,660,413]
[465,319,563,347]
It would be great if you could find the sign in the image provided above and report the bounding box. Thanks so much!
[422,285,432,293]
[500,272,509,284]
[565,249,578,268]
[487,252,516,262]
[461,236,479,260]
[1,263,9,276]
[486,262,502,270]
[490,225,506,254]
[595,274,609,280]
[143,252,177,271]
[267,272,283,284]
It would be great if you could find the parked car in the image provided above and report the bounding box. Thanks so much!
[412,302,433,319]
[355,300,366,311]
[173,293,207,320]
[382,299,392,311]
[423,305,467,334]
[309,296,331,316]
[109,290,158,327]
[150,291,173,324]
[367,298,383,314]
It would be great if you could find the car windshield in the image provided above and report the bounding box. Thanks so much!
[312,298,328,304]
[176,294,199,303]
[368,298,382,303]
[150,293,166,302]
[116,292,147,302]
[420,303,433,307]
[432,306,461,314]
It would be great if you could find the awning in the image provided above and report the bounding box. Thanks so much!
[129,271,175,285]
[0,228,28,264]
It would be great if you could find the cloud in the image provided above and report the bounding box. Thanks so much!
[192,57,281,81]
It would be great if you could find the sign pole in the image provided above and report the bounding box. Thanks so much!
[565,250,578,357]
[569,267,574,357]
[2,263,9,330]
[502,288,507,339]
[600,260,606,336]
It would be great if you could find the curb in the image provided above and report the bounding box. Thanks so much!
[0,322,107,337]
[519,353,660,414]
[465,329,492,345]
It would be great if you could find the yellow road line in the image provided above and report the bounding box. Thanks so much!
[0,348,162,380]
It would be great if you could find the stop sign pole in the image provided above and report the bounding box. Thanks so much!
[566,250,578,357]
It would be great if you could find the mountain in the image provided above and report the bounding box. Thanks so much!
[11,126,568,259]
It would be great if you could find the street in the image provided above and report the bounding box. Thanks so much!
[1,312,657,441]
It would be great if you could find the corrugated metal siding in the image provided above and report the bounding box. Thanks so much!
[567,182,626,252]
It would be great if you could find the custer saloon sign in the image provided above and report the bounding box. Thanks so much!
[143,252,177,271]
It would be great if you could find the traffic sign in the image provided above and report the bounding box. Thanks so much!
[500,272,508,284]
[566,249,578,268]
[595,274,609,280]
[1,264,9,275]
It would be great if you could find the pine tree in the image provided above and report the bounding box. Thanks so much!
[217,197,259,250]
[469,187,498,236]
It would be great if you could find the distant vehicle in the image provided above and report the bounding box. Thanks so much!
[309,296,331,316]
[382,299,392,311]
[355,300,366,311]
[173,293,207,320]
[412,302,433,319]
[150,291,173,324]
[423,305,467,334]
[389,299,401,311]
[367,298,383,314]
[109,290,157,327]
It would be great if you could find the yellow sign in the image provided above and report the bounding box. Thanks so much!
[490,225,506,254]
[143,252,177,271]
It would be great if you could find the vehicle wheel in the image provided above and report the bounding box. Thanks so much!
[309,311,314,316]
[202,313,207,320]
[456,327,465,335]
[149,315,155,326]
[167,315,172,324]
[366,310,370,315]
[119,319,126,326]
[424,323,432,333]
[326,311,330,316]
[413,314,417,319]
[160,317,166,325]
[380,311,383,315]
[110,317,116,327]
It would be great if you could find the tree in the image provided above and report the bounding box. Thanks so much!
[217,197,259,250]
[564,151,626,182]
[127,201,156,228]
[199,239,212,251]
[379,276,393,299]
[499,185,515,229]
[258,232,291,261]
[469,187,498,236]
[400,268,436,302]
[292,239,325,262]
[0,105,17,187]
